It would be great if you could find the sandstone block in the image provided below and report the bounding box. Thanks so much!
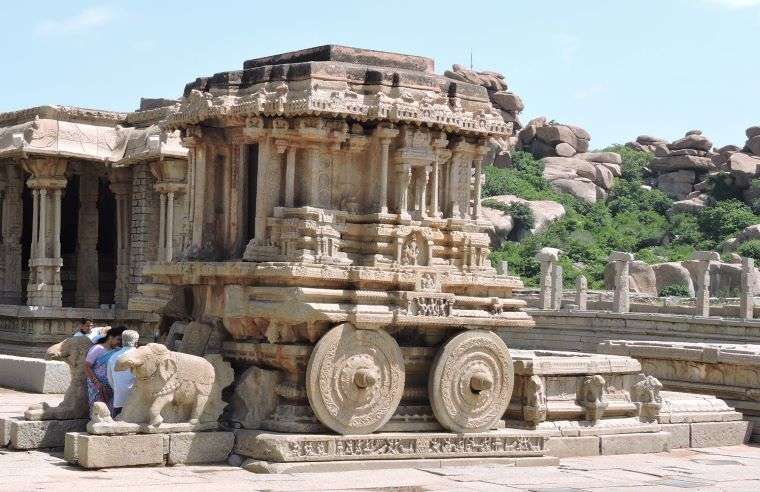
[491,91,524,112]
[65,433,165,468]
[167,432,234,465]
[546,436,599,458]
[8,418,87,449]
[746,126,760,139]
[542,157,598,181]
[690,421,751,448]
[748,135,760,156]
[660,423,690,449]
[599,431,669,455]
[637,135,668,145]
[595,165,614,190]
[0,355,70,393]
[599,162,622,177]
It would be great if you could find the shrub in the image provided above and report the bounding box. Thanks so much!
[603,145,652,182]
[737,239,760,262]
[482,199,536,235]
[659,283,691,297]
[697,200,759,243]
[706,172,743,201]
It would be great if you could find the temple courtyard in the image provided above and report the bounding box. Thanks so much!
[0,387,758,491]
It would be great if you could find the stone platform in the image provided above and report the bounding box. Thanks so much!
[600,339,760,442]
[1,416,86,449]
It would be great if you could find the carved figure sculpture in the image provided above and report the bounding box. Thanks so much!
[25,337,92,420]
[578,374,608,423]
[631,374,663,422]
[114,343,220,426]
[523,375,547,426]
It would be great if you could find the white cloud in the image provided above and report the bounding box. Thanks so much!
[36,6,115,35]
[703,0,760,8]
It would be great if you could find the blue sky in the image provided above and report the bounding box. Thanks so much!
[1,1,758,148]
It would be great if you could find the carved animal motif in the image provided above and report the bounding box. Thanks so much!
[631,375,663,404]
[25,337,92,421]
[523,375,547,425]
[115,343,216,427]
[578,374,608,423]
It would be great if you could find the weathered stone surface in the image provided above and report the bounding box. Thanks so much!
[595,165,614,190]
[599,162,622,177]
[650,155,714,172]
[599,432,669,455]
[691,421,751,447]
[65,432,165,468]
[482,195,566,237]
[229,366,279,429]
[604,260,657,295]
[4,417,86,449]
[235,430,547,462]
[748,135,760,156]
[657,170,695,199]
[551,178,597,203]
[575,152,622,165]
[555,142,576,157]
[670,194,709,213]
[637,135,668,145]
[167,431,234,465]
[728,153,760,182]
[491,91,524,112]
[652,262,695,296]
[660,423,690,449]
[669,133,713,152]
[546,436,600,458]
[0,355,70,393]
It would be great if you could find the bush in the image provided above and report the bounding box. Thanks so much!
[482,199,536,233]
[603,145,652,182]
[659,283,691,297]
[696,200,759,243]
[737,239,760,262]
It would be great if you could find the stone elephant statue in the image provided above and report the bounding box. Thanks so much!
[25,337,92,420]
[115,343,222,427]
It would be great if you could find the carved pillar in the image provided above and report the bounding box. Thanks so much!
[1,163,23,304]
[472,144,487,220]
[150,160,188,264]
[75,173,100,308]
[431,135,449,219]
[575,275,588,311]
[413,166,430,219]
[184,131,206,249]
[740,257,755,320]
[283,142,296,208]
[609,251,633,314]
[551,265,563,310]
[23,158,67,307]
[397,165,412,218]
[693,251,719,317]
[448,154,461,219]
[536,248,560,310]
[109,168,132,308]
[375,125,398,214]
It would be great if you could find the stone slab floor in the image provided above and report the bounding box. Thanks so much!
[3,388,760,491]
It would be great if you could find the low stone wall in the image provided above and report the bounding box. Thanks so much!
[0,305,160,357]
[0,355,69,393]
[501,309,760,353]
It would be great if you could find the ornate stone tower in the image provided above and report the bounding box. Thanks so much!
[134,45,541,465]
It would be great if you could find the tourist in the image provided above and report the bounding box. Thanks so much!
[73,318,104,342]
[84,326,125,413]
[106,329,139,416]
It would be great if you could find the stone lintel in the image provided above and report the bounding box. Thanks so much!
[242,45,435,73]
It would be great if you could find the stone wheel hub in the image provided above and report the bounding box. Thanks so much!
[429,330,514,433]
[306,323,405,435]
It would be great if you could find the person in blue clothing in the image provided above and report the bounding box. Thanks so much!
[83,326,125,413]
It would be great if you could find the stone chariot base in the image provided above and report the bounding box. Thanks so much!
[235,429,555,473]
[0,417,87,449]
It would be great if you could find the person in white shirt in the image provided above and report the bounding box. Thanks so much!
[107,328,139,416]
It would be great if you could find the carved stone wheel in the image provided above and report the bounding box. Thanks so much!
[429,330,514,433]
[306,323,405,435]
